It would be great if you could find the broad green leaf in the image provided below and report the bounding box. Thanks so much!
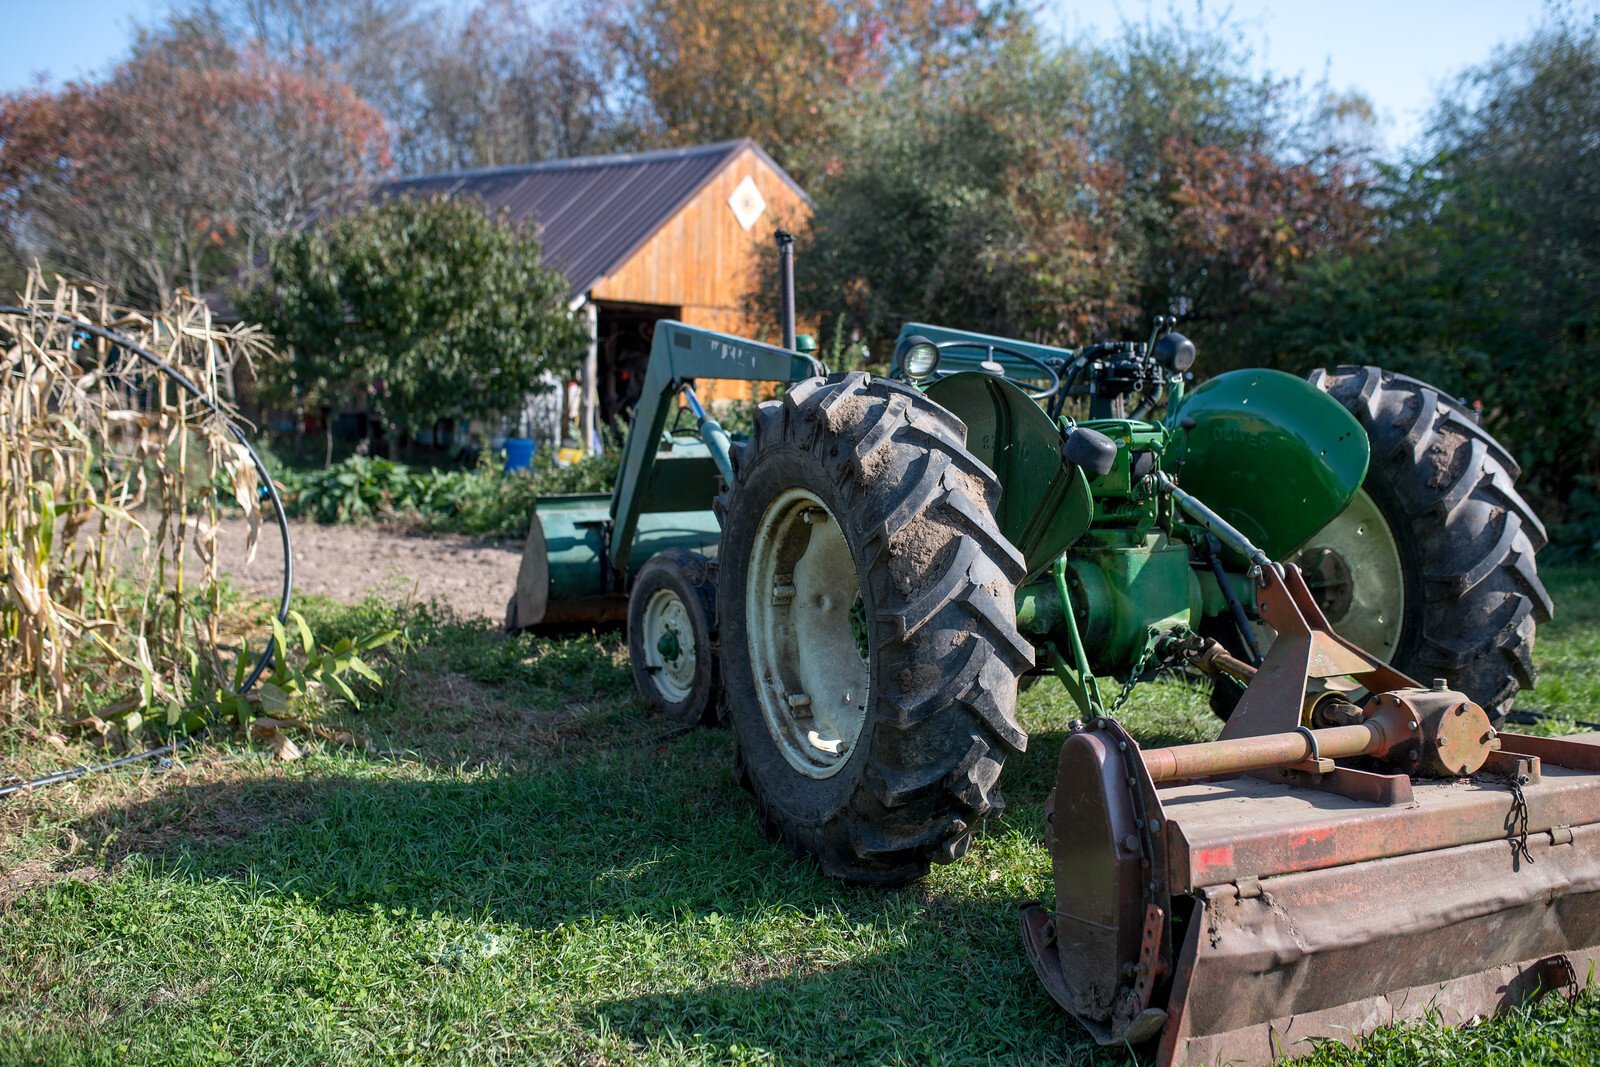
[292,611,315,656]
[255,681,290,712]
[347,656,381,685]
[326,673,359,708]
[356,629,400,652]
[271,617,289,665]
[233,640,250,689]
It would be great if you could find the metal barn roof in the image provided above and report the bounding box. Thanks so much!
[381,139,806,297]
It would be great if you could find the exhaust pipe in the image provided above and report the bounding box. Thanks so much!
[776,229,796,351]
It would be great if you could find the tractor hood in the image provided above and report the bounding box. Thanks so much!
[1166,369,1369,561]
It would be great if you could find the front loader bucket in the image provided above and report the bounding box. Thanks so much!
[506,494,721,630]
[1024,723,1600,1066]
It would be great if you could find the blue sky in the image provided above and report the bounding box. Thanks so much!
[0,0,1555,151]
[0,0,165,88]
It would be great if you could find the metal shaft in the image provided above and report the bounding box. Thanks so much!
[1204,537,1263,664]
[1208,650,1258,683]
[1156,471,1272,571]
[1142,714,1411,783]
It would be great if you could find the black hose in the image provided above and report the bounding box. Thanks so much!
[0,306,294,798]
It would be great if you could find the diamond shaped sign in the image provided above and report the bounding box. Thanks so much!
[728,175,767,232]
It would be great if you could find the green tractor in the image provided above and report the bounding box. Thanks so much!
[506,302,1586,1065]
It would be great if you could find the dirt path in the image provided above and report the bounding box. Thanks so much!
[214,517,524,620]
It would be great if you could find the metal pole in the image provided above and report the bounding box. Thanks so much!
[1138,697,1441,783]
[1204,537,1264,664]
[580,299,599,453]
[776,229,796,351]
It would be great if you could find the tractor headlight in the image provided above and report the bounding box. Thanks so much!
[896,336,940,382]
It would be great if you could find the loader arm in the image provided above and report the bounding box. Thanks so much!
[608,321,820,574]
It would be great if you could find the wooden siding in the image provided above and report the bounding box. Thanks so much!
[590,145,810,339]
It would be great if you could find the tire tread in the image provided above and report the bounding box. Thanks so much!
[716,372,1030,883]
[1310,365,1550,722]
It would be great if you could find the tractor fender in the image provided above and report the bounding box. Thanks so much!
[1167,368,1369,561]
[926,371,1094,580]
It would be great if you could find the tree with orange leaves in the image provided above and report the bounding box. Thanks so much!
[0,17,390,304]
[611,0,1021,182]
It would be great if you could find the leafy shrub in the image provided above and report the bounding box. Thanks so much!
[276,455,420,524]
[211,610,397,730]
[273,446,619,536]
[1550,480,1600,560]
[237,196,587,449]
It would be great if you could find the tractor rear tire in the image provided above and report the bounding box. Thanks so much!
[627,549,721,725]
[1301,366,1553,724]
[715,372,1033,884]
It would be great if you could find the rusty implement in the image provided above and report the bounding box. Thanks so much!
[1022,565,1600,1065]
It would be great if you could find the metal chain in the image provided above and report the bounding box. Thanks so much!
[1105,624,1197,718]
[1504,773,1535,865]
[1107,629,1163,717]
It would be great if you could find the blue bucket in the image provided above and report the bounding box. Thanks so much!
[503,437,536,472]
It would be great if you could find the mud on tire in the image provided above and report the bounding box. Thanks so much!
[715,372,1033,884]
[1309,366,1552,723]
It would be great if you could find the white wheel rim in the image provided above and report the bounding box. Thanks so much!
[747,488,870,780]
[642,587,697,703]
[1283,487,1407,661]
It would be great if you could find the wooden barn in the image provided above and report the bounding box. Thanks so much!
[384,139,810,449]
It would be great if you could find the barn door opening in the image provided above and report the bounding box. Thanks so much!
[595,300,680,428]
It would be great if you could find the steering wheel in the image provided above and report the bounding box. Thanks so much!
[927,340,1062,401]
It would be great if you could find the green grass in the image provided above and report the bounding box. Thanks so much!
[1,566,1598,1064]
[1515,564,1600,728]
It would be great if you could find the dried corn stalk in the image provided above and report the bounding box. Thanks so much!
[0,272,274,725]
